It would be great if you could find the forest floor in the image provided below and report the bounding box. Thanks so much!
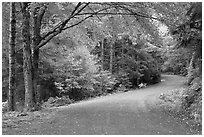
[2,75,201,135]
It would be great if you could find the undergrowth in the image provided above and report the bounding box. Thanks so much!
[158,78,202,134]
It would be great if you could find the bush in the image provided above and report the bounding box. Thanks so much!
[114,70,132,89]
[42,96,72,108]
[159,85,202,133]
[93,70,118,95]
[162,48,191,76]
[54,69,118,101]
[181,76,202,131]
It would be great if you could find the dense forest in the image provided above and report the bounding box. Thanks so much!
[2,2,202,131]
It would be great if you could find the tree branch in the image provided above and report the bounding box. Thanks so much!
[87,5,102,21]
[62,6,113,30]
[96,2,163,22]
[35,2,163,51]
[35,4,118,51]
[37,5,47,25]
[35,30,62,50]
[70,2,82,16]
[116,4,163,22]
[62,14,94,30]
[41,2,89,41]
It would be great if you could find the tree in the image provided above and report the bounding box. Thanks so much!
[8,2,16,111]
[31,3,47,104]
[172,2,202,84]
[108,16,117,73]
[22,2,34,111]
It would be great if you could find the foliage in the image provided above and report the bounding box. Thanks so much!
[42,96,72,108]
[92,70,118,95]
[161,3,202,131]
[162,48,192,76]
[43,43,118,101]
[181,76,202,132]
[172,2,202,73]
[159,84,202,133]
[145,45,165,68]
[114,70,132,89]
[92,34,161,87]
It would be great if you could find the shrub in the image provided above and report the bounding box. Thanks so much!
[162,48,191,76]
[93,70,118,95]
[114,70,132,89]
[181,76,202,131]
[42,96,72,108]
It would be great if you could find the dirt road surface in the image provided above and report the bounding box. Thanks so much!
[3,75,195,135]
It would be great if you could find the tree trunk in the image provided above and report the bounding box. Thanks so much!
[8,2,16,111]
[109,36,116,73]
[186,52,196,85]
[32,8,41,104]
[101,39,104,71]
[188,52,196,70]
[108,17,117,74]
[32,50,39,103]
[100,40,104,93]
[22,2,34,111]
[110,40,113,73]
[121,43,124,69]
[31,5,46,104]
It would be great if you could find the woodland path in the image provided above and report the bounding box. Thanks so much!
[3,75,195,135]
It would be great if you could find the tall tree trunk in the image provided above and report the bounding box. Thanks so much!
[22,2,34,111]
[110,41,113,73]
[8,2,16,111]
[32,50,39,103]
[32,8,41,104]
[101,39,104,71]
[31,5,46,104]
[100,40,104,93]
[121,43,124,69]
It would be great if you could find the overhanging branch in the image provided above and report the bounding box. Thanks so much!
[35,5,113,50]
[41,2,87,41]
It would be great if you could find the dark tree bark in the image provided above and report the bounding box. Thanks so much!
[8,2,16,111]
[22,2,34,111]
[101,39,104,71]
[32,5,46,104]
[110,41,113,73]
[100,39,104,93]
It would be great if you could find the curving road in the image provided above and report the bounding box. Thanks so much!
[4,75,195,135]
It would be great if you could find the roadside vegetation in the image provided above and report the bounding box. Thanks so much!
[157,3,202,133]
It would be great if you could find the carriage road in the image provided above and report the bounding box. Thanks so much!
[3,75,196,135]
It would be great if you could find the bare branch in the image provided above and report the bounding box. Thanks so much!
[35,30,62,50]
[62,6,114,31]
[87,5,101,21]
[74,2,90,15]
[115,4,163,22]
[96,2,163,22]
[70,2,82,16]
[37,5,47,25]
[35,2,162,51]
[62,14,94,30]
[41,2,89,41]
[35,5,114,51]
